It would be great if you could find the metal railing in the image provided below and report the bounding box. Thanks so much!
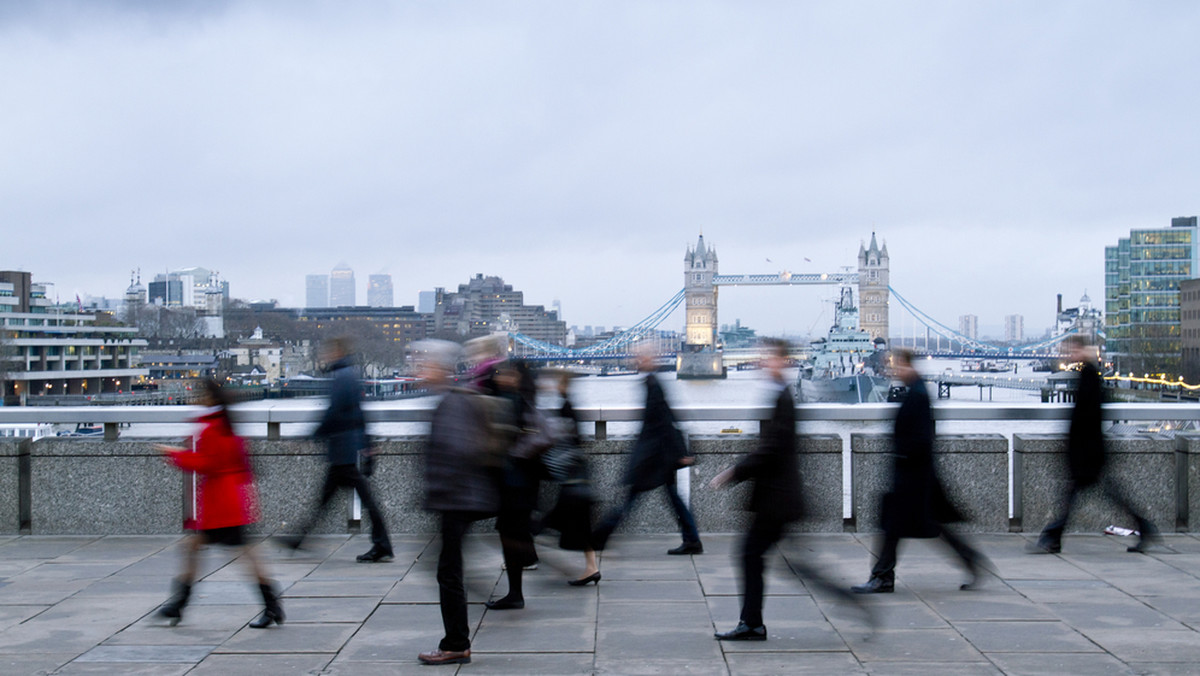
[3,403,1199,440]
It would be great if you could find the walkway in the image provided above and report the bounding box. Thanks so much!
[0,533,1197,675]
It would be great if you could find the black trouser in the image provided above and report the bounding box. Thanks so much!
[496,482,539,600]
[1040,475,1155,545]
[870,524,979,581]
[301,464,391,550]
[437,510,482,652]
[594,470,700,548]
[740,516,785,628]
[741,515,857,626]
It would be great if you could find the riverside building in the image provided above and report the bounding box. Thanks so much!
[1,272,148,403]
[1105,216,1199,374]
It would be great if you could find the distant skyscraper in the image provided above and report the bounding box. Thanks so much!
[330,263,356,307]
[418,290,436,314]
[367,274,394,308]
[958,314,979,341]
[305,274,330,309]
[1004,314,1024,342]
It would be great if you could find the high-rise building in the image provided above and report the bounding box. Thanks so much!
[417,290,436,314]
[330,263,356,307]
[1105,216,1199,372]
[305,274,329,309]
[958,314,979,341]
[367,274,394,308]
[1004,314,1024,343]
[432,274,566,345]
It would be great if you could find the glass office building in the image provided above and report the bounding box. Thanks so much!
[1105,216,1199,373]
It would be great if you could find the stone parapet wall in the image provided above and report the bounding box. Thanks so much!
[11,432,1198,535]
[1014,434,1177,534]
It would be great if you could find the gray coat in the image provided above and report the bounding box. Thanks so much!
[424,388,500,514]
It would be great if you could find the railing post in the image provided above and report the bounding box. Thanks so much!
[594,421,607,441]
[267,422,281,441]
[103,422,119,441]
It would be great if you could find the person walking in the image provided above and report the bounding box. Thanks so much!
[1029,335,1161,554]
[852,348,987,594]
[280,337,393,563]
[711,339,870,639]
[413,340,501,666]
[593,346,702,555]
[541,370,601,586]
[487,361,552,611]
[155,379,283,629]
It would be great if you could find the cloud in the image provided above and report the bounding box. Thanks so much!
[2,2,1198,336]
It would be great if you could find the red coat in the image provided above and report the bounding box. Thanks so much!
[167,412,258,530]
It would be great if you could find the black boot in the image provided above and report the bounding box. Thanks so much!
[249,582,285,628]
[157,579,192,626]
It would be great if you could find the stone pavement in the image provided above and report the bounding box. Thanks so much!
[0,532,1198,675]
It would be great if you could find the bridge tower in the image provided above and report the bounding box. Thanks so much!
[678,234,726,378]
[857,233,889,343]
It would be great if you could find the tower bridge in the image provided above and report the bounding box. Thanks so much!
[507,232,1080,377]
[676,233,889,378]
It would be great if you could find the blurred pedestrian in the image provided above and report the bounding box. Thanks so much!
[155,379,283,629]
[852,348,987,594]
[593,346,702,555]
[413,340,501,666]
[487,361,553,610]
[541,370,600,586]
[1029,335,1161,554]
[279,337,393,563]
[712,339,868,639]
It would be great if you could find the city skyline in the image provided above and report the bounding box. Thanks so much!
[3,3,1198,335]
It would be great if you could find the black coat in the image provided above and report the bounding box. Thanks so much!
[624,374,689,493]
[1067,362,1106,487]
[732,384,804,522]
[883,376,961,538]
[314,357,367,467]
[423,389,501,515]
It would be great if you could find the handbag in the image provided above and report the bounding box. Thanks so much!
[541,443,582,483]
[510,407,556,460]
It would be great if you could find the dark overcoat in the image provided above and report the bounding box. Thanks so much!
[731,384,804,523]
[624,374,689,493]
[1067,362,1106,487]
[883,376,961,538]
[314,357,367,466]
[424,389,501,515]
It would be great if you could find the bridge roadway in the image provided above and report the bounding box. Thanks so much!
[0,532,1198,674]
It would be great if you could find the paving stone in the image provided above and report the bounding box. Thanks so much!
[73,644,214,663]
[337,603,483,662]
[53,662,193,675]
[985,652,1137,676]
[725,651,866,675]
[1045,600,1188,630]
[279,595,381,623]
[1078,628,1200,663]
[217,622,359,654]
[844,628,985,663]
[470,620,595,653]
[186,652,335,675]
[859,662,1002,675]
[954,620,1100,653]
[0,652,77,674]
[597,579,705,602]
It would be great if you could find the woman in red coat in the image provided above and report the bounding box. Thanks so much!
[155,379,283,628]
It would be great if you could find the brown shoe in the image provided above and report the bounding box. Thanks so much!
[418,648,471,665]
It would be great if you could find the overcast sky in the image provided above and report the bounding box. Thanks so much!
[3,1,1198,339]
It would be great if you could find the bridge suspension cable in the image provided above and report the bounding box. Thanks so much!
[509,288,686,357]
[888,286,1078,355]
